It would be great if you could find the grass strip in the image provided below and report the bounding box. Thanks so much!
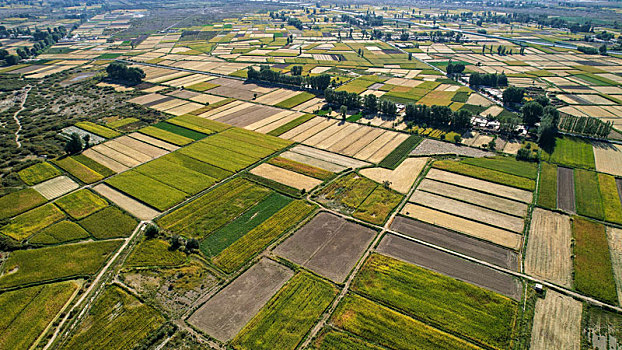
[154,121,208,140]
[267,114,314,136]
[462,156,538,179]
[574,169,605,220]
[433,160,535,191]
[274,92,315,109]
[598,173,622,225]
[377,135,422,169]
[73,154,115,177]
[537,162,557,209]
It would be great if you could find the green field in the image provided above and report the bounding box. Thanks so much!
[75,121,121,139]
[78,207,137,239]
[154,121,208,140]
[0,240,121,288]
[377,135,422,169]
[159,151,231,180]
[219,127,291,150]
[331,294,480,350]
[353,185,403,225]
[335,77,376,94]
[125,238,186,267]
[1,203,65,241]
[179,141,258,172]
[317,173,378,210]
[55,189,108,219]
[233,273,337,350]
[200,192,291,256]
[274,92,315,108]
[106,171,189,211]
[213,200,315,273]
[186,81,220,91]
[62,285,165,350]
[139,126,193,146]
[537,162,557,209]
[462,156,538,179]
[267,114,314,136]
[268,157,333,180]
[29,221,90,245]
[572,217,618,304]
[107,117,139,129]
[167,114,229,134]
[574,169,605,220]
[598,173,622,225]
[543,136,595,169]
[134,158,216,195]
[202,133,276,160]
[53,156,104,184]
[433,160,536,191]
[18,162,61,185]
[73,154,115,177]
[352,254,517,349]
[0,281,79,349]
[312,329,384,350]
[0,188,46,220]
[158,178,271,238]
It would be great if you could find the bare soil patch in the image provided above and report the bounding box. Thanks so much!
[250,163,322,191]
[557,167,576,213]
[129,132,179,152]
[82,148,129,173]
[411,139,493,157]
[593,142,622,177]
[289,145,370,169]
[360,158,428,194]
[93,184,160,220]
[606,226,622,305]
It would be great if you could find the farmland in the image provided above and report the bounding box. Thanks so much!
[30,221,90,245]
[433,159,536,191]
[54,189,108,219]
[1,203,65,240]
[574,169,605,220]
[18,162,61,185]
[537,162,557,209]
[0,188,46,220]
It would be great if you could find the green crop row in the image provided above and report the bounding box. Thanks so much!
[267,114,314,136]
[433,160,536,191]
[18,162,61,185]
[377,135,422,169]
[574,169,605,220]
[75,121,121,139]
[53,156,104,184]
[462,156,538,179]
[274,92,315,109]
[139,126,193,146]
[1,203,65,241]
[105,171,188,211]
[537,162,557,209]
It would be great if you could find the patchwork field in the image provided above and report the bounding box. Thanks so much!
[360,157,428,194]
[92,184,160,221]
[593,142,622,177]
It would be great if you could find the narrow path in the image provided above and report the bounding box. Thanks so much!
[12,86,31,148]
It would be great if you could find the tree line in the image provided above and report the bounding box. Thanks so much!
[247,65,331,91]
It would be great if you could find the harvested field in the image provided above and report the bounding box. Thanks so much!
[524,209,573,288]
[366,133,411,164]
[91,144,143,167]
[401,203,522,250]
[606,227,622,305]
[279,151,345,173]
[82,148,129,173]
[92,184,160,220]
[353,131,399,161]
[410,191,525,233]
[557,167,576,213]
[418,179,527,217]
[359,157,428,194]
[32,176,79,200]
[288,145,370,169]
[250,163,322,191]
[104,140,153,164]
[426,168,532,203]
[392,215,519,270]
[129,132,179,151]
[530,290,582,350]
[268,157,333,180]
[340,128,385,157]
[377,135,422,169]
[114,136,169,158]
[593,142,622,177]
[274,212,377,282]
[188,259,293,342]
[376,233,521,299]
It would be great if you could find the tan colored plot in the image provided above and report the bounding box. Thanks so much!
[289,145,370,169]
[294,97,323,112]
[401,203,522,250]
[575,105,617,118]
[466,93,493,107]
[304,121,350,147]
[367,133,410,164]
[115,136,169,158]
[244,110,293,131]
[339,127,385,156]
[151,98,187,112]
[606,227,622,305]
[418,179,528,217]
[410,190,524,233]
[128,93,167,105]
[292,119,336,143]
[481,105,503,117]
[254,111,303,134]
[198,100,246,119]
[82,148,129,173]
[250,163,322,191]
[359,157,428,194]
[105,140,153,163]
[426,168,533,203]
[593,142,622,177]
[33,176,79,200]
[165,102,205,116]
[502,140,522,155]
[280,117,323,140]
[313,123,361,150]
[129,132,179,152]
[327,125,371,153]
[93,184,160,220]
[530,290,581,350]
[524,209,573,288]
[471,134,494,148]
[190,93,226,105]
[91,144,142,168]
[205,101,253,120]
[354,131,398,161]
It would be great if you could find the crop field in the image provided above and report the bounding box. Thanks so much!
[158,178,271,238]
[106,171,189,211]
[524,209,573,288]
[75,121,121,138]
[139,125,194,146]
[250,163,322,191]
[62,285,165,350]
[53,156,104,183]
[153,121,209,140]
[537,162,557,209]
[573,217,618,304]
[376,135,422,169]
[29,221,90,245]
[543,136,595,169]
[33,176,80,200]
[79,207,137,239]
[598,173,622,225]
[267,113,315,136]
[18,162,61,185]
[213,200,315,273]
[268,157,333,180]
[54,189,108,219]
[179,141,258,172]
[159,152,232,180]
[125,238,186,267]
[330,294,480,350]
[582,306,622,349]
[274,92,315,109]
[92,184,160,221]
[530,290,582,350]
[312,329,384,350]
[462,156,538,179]
[593,142,622,177]
[352,254,518,349]
[0,240,121,288]
[0,281,79,349]
[0,203,65,241]
[134,157,216,195]
[167,114,229,134]
[353,185,403,225]
[232,272,338,350]
[432,159,535,191]
[360,157,428,194]
[0,188,46,220]
[574,169,605,220]
[607,227,622,305]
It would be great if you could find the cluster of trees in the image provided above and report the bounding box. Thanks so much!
[516,94,560,147]
[446,62,465,75]
[404,104,472,130]
[247,65,331,91]
[268,12,303,30]
[324,88,362,109]
[64,132,90,154]
[469,72,508,87]
[0,50,19,66]
[324,89,398,117]
[481,44,522,56]
[558,115,612,138]
[0,26,67,66]
[502,86,525,104]
[106,61,145,84]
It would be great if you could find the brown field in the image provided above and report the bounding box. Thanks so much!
[273,212,376,283]
[33,176,79,200]
[190,93,226,105]
[376,233,521,299]
[360,158,428,194]
[401,203,522,250]
[530,290,581,350]
[128,93,167,105]
[129,132,179,152]
[91,144,143,168]
[557,167,576,213]
[82,148,129,173]
[288,145,370,169]
[524,208,573,288]
[502,140,523,155]
[115,136,169,158]
[367,133,410,164]
[250,163,322,191]
[214,104,283,128]
[246,110,295,131]
[606,226,622,305]
[593,142,622,177]
[205,101,253,120]
[426,169,533,203]
[279,117,324,140]
[166,102,205,116]
[93,184,160,220]
[340,128,386,157]
[104,140,153,163]
[410,191,525,233]
[417,179,528,217]
[188,259,293,342]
